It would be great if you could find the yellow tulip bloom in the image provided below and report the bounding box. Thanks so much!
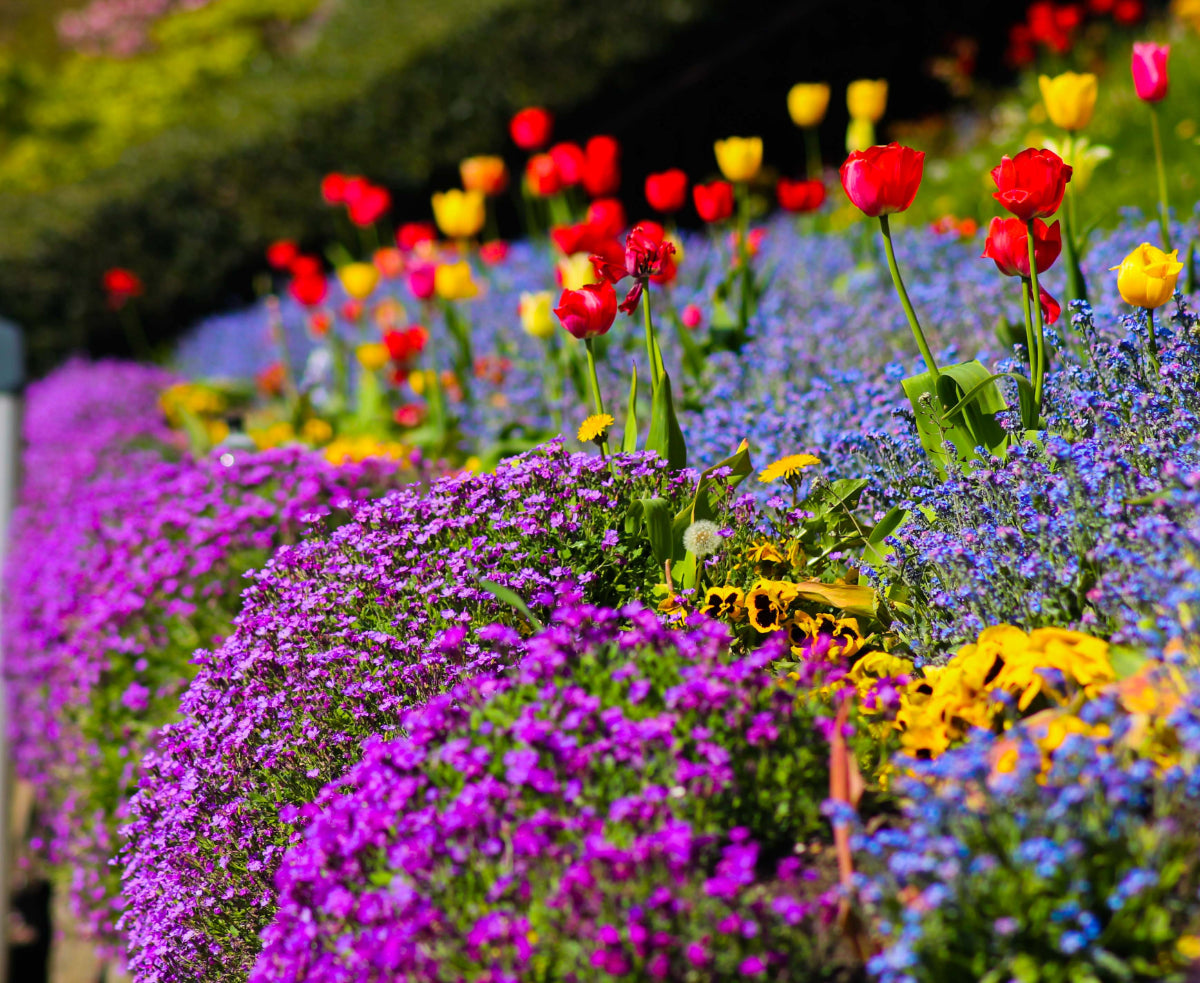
[1038,72,1098,132]
[337,262,379,301]
[787,82,831,128]
[846,79,888,122]
[355,342,390,372]
[557,252,599,290]
[434,261,479,301]
[431,189,486,239]
[714,136,763,183]
[518,290,555,339]
[1110,243,1183,309]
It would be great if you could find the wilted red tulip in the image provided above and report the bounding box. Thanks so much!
[990,148,1072,222]
[526,154,562,196]
[693,181,735,223]
[591,223,676,315]
[289,272,328,307]
[981,217,1062,278]
[347,184,391,226]
[510,107,554,150]
[554,281,618,339]
[645,169,688,213]
[582,136,621,197]
[1038,285,1061,324]
[1131,42,1169,102]
[549,142,586,186]
[321,173,348,204]
[266,240,299,270]
[407,263,436,301]
[840,143,924,218]
[103,268,143,308]
[479,241,510,265]
[586,198,626,238]
[397,222,437,251]
[776,177,826,213]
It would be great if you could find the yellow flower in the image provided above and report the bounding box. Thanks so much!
[557,252,599,290]
[159,382,225,425]
[846,79,888,122]
[745,579,799,633]
[250,421,295,449]
[459,155,508,197]
[1173,0,1200,32]
[577,413,614,444]
[1038,72,1098,131]
[431,188,486,239]
[434,261,479,301]
[845,117,876,153]
[1043,135,1111,192]
[714,136,763,183]
[787,82,831,128]
[1177,935,1200,961]
[700,585,745,623]
[758,453,820,483]
[324,435,409,464]
[338,262,379,301]
[746,540,786,565]
[301,418,333,445]
[355,342,390,372]
[519,290,556,339]
[1111,243,1183,309]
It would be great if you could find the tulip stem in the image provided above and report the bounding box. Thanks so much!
[1145,307,1161,377]
[1025,220,1047,415]
[736,182,754,341]
[1020,279,1038,375]
[804,126,822,181]
[583,337,611,456]
[1150,107,1172,251]
[878,215,939,379]
[642,284,662,391]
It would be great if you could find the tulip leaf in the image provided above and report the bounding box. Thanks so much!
[626,497,674,567]
[792,580,878,620]
[862,505,909,571]
[621,362,640,454]
[903,359,1010,475]
[479,579,544,632]
[646,370,687,472]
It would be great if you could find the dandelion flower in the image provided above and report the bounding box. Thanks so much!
[682,519,721,557]
[577,413,614,444]
[758,453,820,483]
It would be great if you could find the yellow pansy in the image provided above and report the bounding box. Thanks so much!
[431,188,486,239]
[846,79,888,122]
[787,83,831,128]
[714,136,763,183]
[1038,72,1098,131]
[1110,243,1183,309]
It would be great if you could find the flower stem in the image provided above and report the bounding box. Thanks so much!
[1025,220,1046,414]
[1150,106,1172,250]
[584,337,610,455]
[804,126,822,181]
[878,214,939,378]
[736,182,754,340]
[1020,278,1037,374]
[642,282,661,390]
[1145,306,1161,377]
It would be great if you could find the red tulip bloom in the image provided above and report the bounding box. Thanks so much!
[407,263,436,301]
[103,268,143,306]
[347,184,391,226]
[321,173,348,205]
[591,223,676,315]
[289,273,328,307]
[586,198,626,238]
[981,217,1062,278]
[549,142,586,186]
[266,239,299,270]
[510,107,554,150]
[693,181,734,223]
[551,221,612,257]
[582,136,621,198]
[397,222,437,251]
[1113,0,1144,24]
[479,240,510,265]
[554,281,618,339]
[384,325,429,363]
[1131,42,1169,102]
[290,254,322,278]
[840,143,924,218]
[526,154,562,196]
[645,169,688,213]
[1039,285,1061,325]
[776,177,826,213]
[991,148,1072,222]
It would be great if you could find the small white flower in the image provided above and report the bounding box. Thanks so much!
[682,519,721,558]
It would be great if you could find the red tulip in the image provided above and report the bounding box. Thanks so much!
[681,304,702,329]
[347,184,391,226]
[526,154,562,196]
[479,241,510,265]
[289,273,327,307]
[776,177,826,214]
[266,240,299,270]
[103,267,143,300]
[551,221,611,257]
[549,142,586,186]
[990,148,1072,222]
[342,176,369,206]
[840,143,924,218]
[320,173,348,205]
[290,255,322,278]
[1113,0,1144,25]
[582,136,621,197]
[407,263,436,301]
[510,107,554,150]
[554,281,618,339]
[384,325,429,363]
[397,222,437,251]
[693,181,734,223]
[1131,42,1169,102]
[1039,285,1061,325]
[591,223,676,315]
[981,217,1061,278]
[586,198,626,238]
[645,169,688,213]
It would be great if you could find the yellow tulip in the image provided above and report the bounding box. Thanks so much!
[846,79,888,122]
[845,117,876,153]
[1110,243,1183,309]
[434,261,479,301]
[431,189,486,239]
[459,155,508,196]
[518,290,555,339]
[714,136,763,183]
[557,252,599,290]
[337,262,379,301]
[1038,72,1098,131]
[787,82,831,128]
[355,342,390,372]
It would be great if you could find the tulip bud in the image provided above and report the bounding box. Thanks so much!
[337,262,380,301]
[1131,42,1169,102]
[510,106,554,149]
[776,178,826,213]
[525,154,562,197]
[431,189,486,239]
[1110,242,1182,308]
[840,143,924,218]
[990,148,1072,222]
[714,136,763,183]
[846,79,888,122]
[582,136,621,197]
[645,169,688,213]
[1038,72,1098,131]
[557,252,599,290]
[693,181,735,223]
[787,83,831,128]
[266,240,299,270]
[553,281,618,339]
[548,143,586,186]
[519,291,556,339]
[407,263,437,301]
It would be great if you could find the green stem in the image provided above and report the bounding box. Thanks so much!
[1020,278,1037,374]
[1145,306,1161,377]
[584,337,610,455]
[736,183,753,339]
[642,281,661,391]
[1025,220,1046,414]
[1150,107,1172,250]
[804,126,822,181]
[878,214,940,378]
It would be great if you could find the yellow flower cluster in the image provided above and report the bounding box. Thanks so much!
[895,625,1116,760]
[323,435,410,465]
[159,382,226,426]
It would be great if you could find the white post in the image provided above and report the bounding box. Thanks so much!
[0,320,24,983]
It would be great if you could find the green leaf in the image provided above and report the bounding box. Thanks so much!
[862,505,908,570]
[938,370,1035,431]
[1107,644,1148,680]
[479,579,544,632]
[621,362,639,454]
[902,359,1010,475]
[636,497,675,567]
[174,403,213,456]
[645,370,687,472]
